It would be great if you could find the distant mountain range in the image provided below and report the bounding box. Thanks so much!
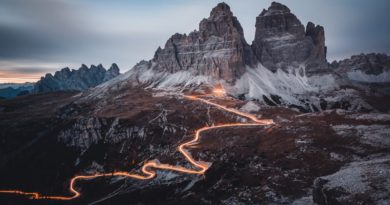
[0,83,34,99]
[33,63,120,93]
[0,64,120,99]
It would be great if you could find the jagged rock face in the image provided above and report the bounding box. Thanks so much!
[152,3,255,83]
[103,63,120,81]
[58,117,108,151]
[252,2,327,73]
[331,53,390,83]
[133,1,329,85]
[86,2,388,114]
[332,53,390,75]
[34,63,120,93]
[306,22,327,63]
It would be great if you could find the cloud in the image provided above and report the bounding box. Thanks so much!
[0,0,94,60]
[0,24,57,59]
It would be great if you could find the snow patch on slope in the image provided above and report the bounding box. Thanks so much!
[153,71,212,89]
[240,101,260,113]
[86,62,348,112]
[85,63,147,99]
[86,62,343,113]
[228,64,338,105]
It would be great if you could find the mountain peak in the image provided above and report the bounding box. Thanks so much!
[150,2,254,83]
[80,64,89,71]
[104,63,120,81]
[209,2,232,18]
[109,63,119,71]
[270,2,290,12]
[252,1,327,72]
[260,2,290,16]
[200,2,243,35]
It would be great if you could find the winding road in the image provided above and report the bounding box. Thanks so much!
[0,94,274,200]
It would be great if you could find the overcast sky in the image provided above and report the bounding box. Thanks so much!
[1,0,389,83]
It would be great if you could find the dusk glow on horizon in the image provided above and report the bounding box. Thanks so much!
[0,74,42,83]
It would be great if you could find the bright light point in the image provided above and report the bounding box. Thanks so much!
[212,85,226,96]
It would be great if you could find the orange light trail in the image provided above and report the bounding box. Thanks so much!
[0,95,274,200]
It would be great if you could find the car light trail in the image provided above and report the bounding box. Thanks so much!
[0,95,274,200]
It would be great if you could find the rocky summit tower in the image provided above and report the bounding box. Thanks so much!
[252,2,327,73]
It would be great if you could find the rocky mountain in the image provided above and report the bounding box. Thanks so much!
[33,63,120,93]
[90,2,388,113]
[151,2,255,83]
[144,2,327,83]
[252,2,327,73]
[332,53,390,83]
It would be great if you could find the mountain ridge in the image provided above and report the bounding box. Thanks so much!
[86,2,389,113]
[130,2,329,84]
[33,63,120,93]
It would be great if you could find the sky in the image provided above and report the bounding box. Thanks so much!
[0,0,389,83]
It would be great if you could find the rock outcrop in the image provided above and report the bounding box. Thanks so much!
[134,2,329,85]
[332,53,390,75]
[331,53,390,83]
[34,63,120,93]
[84,2,390,114]
[252,2,327,73]
[313,157,390,205]
[151,2,255,83]
[103,63,121,81]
